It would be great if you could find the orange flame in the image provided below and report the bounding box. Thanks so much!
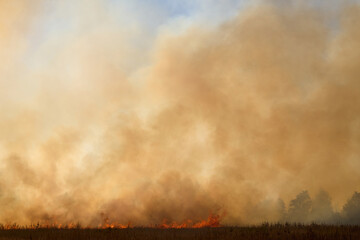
[156,213,221,229]
[0,213,222,229]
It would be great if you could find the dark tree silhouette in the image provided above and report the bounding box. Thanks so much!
[276,198,286,222]
[342,191,360,224]
[311,190,334,223]
[287,191,312,223]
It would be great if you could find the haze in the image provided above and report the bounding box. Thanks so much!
[0,0,360,226]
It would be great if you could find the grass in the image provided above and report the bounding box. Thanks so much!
[0,224,360,240]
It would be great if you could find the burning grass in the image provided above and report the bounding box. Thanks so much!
[0,214,221,230]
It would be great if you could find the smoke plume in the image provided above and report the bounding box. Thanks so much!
[0,0,360,226]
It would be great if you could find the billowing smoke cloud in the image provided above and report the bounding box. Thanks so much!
[0,0,360,226]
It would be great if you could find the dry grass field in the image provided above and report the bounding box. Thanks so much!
[0,224,359,240]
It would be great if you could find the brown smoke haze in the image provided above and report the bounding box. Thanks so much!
[1,0,360,226]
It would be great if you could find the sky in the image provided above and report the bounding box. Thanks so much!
[1,0,360,226]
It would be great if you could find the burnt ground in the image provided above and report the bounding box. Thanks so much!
[0,224,360,240]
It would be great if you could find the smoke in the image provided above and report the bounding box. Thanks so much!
[0,0,360,226]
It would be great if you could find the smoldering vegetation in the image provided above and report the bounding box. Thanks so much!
[1,0,360,227]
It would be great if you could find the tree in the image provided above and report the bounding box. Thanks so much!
[342,192,360,224]
[276,198,287,222]
[287,190,312,223]
[310,190,334,223]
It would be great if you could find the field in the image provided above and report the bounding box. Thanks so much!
[0,224,360,240]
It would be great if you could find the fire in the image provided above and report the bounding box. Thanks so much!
[98,215,130,229]
[0,214,222,229]
[193,213,221,228]
[157,213,221,229]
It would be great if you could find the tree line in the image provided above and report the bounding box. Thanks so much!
[277,190,360,224]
